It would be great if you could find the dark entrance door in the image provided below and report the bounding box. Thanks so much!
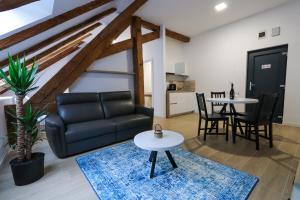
[246,45,288,123]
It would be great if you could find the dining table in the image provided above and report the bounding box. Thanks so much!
[206,97,259,134]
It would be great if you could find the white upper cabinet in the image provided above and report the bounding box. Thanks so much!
[165,37,187,75]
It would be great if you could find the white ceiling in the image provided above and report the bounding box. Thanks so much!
[134,0,292,36]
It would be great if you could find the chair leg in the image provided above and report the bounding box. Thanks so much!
[204,120,208,141]
[255,125,260,150]
[269,122,273,148]
[264,124,268,137]
[233,120,237,144]
[248,125,252,139]
[245,123,249,138]
[216,121,219,134]
[198,117,202,136]
[225,119,229,141]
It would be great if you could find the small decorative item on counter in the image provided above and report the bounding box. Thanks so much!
[154,124,163,138]
[230,83,235,99]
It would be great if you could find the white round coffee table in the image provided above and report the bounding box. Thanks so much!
[134,130,184,178]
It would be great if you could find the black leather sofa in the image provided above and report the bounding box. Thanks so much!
[45,91,154,158]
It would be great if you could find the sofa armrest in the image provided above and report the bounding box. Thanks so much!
[46,114,65,129]
[45,114,67,158]
[135,106,154,117]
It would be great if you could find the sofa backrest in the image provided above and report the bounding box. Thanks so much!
[56,93,104,124]
[100,91,135,118]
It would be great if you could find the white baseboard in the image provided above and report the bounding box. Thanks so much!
[282,122,300,128]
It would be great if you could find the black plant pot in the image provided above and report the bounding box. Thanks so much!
[10,152,45,186]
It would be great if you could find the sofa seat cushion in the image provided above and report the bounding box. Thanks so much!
[65,120,116,143]
[111,114,151,131]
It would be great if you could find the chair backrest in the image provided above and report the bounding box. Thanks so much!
[211,91,226,113]
[196,93,208,118]
[255,93,279,123]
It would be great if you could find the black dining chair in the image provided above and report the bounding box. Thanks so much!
[211,91,226,114]
[211,91,229,128]
[196,93,229,141]
[232,93,279,150]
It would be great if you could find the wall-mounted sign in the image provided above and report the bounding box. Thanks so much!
[261,64,271,70]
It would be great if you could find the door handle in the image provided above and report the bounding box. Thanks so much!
[280,84,285,88]
[249,82,255,91]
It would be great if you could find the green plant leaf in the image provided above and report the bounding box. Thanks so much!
[0,70,14,86]
[3,55,39,95]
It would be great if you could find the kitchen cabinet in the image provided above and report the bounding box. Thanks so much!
[166,91,195,117]
[165,62,189,76]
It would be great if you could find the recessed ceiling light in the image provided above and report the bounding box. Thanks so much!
[215,2,228,12]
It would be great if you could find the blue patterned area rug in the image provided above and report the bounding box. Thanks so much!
[76,141,258,200]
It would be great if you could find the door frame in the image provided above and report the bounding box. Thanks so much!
[245,44,288,122]
[143,59,154,107]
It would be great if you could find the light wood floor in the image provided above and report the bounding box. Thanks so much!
[0,114,299,200]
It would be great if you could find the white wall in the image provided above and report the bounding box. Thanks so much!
[185,0,300,126]
[143,26,166,117]
[165,37,186,74]
[144,61,152,94]
[70,50,135,94]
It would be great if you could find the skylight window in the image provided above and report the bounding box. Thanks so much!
[0,0,54,38]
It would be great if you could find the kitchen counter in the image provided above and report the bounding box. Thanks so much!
[166,91,196,118]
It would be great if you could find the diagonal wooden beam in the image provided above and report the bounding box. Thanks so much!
[131,16,145,105]
[142,30,160,43]
[0,44,82,95]
[2,23,99,73]
[0,7,116,68]
[141,19,160,31]
[166,29,190,43]
[0,0,113,50]
[38,46,81,73]
[0,0,39,12]
[29,0,148,104]
[98,30,160,59]
[141,19,190,43]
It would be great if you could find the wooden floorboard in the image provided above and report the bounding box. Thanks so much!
[0,113,299,200]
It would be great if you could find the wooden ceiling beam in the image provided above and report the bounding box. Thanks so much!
[0,8,116,68]
[0,0,113,49]
[141,19,190,42]
[99,39,133,59]
[142,30,160,43]
[38,45,81,73]
[0,45,82,95]
[98,30,160,60]
[166,29,190,43]
[131,16,145,105]
[141,19,160,31]
[2,23,99,73]
[29,0,148,104]
[0,22,97,94]
[0,0,39,12]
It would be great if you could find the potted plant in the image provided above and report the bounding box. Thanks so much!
[0,55,46,186]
